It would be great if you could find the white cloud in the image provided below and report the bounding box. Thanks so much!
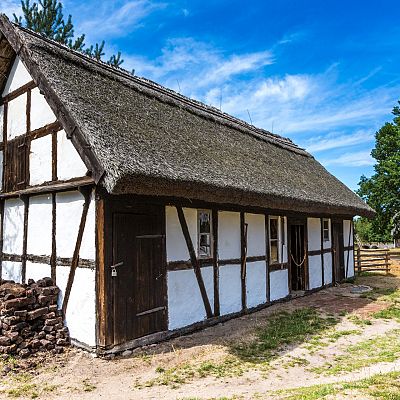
[125,37,273,94]
[322,151,374,167]
[304,130,375,153]
[303,130,374,153]
[0,0,21,18]
[75,0,166,42]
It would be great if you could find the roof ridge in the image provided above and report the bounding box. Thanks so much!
[15,23,309,156]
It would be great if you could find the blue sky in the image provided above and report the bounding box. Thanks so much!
[3,0,400,190]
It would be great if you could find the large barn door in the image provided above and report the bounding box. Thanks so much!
[112,206,167,344]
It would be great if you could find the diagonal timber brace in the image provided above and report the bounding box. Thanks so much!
[61,187,92,316]
[176,205,213,318]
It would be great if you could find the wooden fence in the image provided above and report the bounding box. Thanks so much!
[356,248,400,274]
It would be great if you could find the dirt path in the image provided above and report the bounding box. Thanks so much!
[1,272,400,400]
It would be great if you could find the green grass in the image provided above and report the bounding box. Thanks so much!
[274,371,400,400]
[231,308,337,363]
[138,308,338,388]
[312,329,400,375]
[348,314,372,326]
[360,287,398,301]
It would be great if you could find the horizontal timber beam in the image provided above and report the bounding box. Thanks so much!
[0,177,94,199]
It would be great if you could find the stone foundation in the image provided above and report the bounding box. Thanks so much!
[0,277,70,357]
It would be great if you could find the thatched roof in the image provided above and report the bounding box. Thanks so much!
[0,16,374,217]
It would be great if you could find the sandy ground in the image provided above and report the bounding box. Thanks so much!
[1,266,400,400]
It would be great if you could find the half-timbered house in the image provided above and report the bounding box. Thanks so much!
[0,16,374,354]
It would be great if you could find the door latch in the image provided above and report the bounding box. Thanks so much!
[110,262,123,277]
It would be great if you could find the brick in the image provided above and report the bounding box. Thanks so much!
[56,338,68,346]
[4,296,34,310]
[0,337,11,346]
[27,307,48,320]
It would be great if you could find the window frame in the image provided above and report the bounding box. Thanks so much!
[322,218,330,242]
[268,216,287,264]
[197,209,213,259]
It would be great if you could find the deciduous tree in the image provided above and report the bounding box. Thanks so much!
[357,102,400,242]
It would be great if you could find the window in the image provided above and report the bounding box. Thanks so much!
[198,210,212,258]
[323,219,330,242]
[269,216,287,264]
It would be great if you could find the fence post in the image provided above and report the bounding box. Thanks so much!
[385,249,389,275]
[357,247,361,274]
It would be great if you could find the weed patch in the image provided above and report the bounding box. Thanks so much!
[138,308,338,388]
[274,371,400,400]
[312,329,400,375]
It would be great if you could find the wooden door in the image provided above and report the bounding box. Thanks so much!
[289,224,306,291]
[112,207,167,344]
[332,222,345,282]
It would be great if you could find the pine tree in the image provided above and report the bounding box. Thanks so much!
[13,0,124,66]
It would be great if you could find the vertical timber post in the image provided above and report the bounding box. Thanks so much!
[212,209,220,317]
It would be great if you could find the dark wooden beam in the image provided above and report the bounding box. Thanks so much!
[240,212,247,310]
[265,215,271,302]
[62,188,91,316]
[0,199,4,279]
[212,209,220,317]
[0,176,94,199]
[320,218,325,287]
[2,253,95,268]
[21,195,29,284]
[1,80,36,104]
[30,121,61,141]
[95,196,108,346]
[176,205,213,318]
[50,193,56,282]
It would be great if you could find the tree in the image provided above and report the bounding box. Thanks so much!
[13,0,124,66]
[357,101,400,242]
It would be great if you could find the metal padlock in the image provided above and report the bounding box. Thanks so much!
[111,267,117,277]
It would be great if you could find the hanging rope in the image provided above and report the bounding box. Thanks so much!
[290,252,307,268]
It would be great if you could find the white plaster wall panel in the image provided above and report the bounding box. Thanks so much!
[57,265,96,346]
[218,211,240,260]
[30,87,56,131]
[27,194,52,256]
[29,135,52,185]
[219,264,242,315]
[245,213,265,257]
[56,191,95,260]
[2,261,22,283]
[3,198,25,255]
[323,219,332,249]
[323,252,333,285]
[0,151,3,189]
[246,261,266,308]
[307,218,321,251]
[7,94,26,140]
[344,250,355,278]
[26,262,51,282]
[343,220,354,247]
[3,57,31,95]
[79,192,96,260]
[0,104,3,134]
[57,130,87,181]
[166,206,197,261]
[269,269,289,301]
[167,266,214,330]
[308,255,322,289]
[281,217,288,263]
